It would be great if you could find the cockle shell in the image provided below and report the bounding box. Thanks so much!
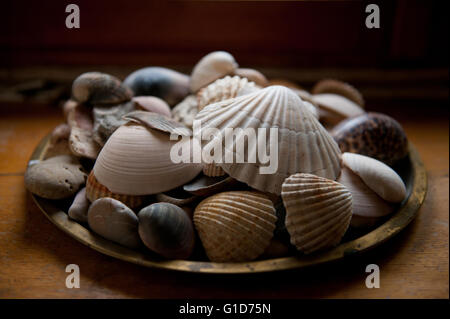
[72,72,132,106]
[138,203,195,259]
[193,191,277,262]
[311,93,365,125]
[331,112,409,166]
[312,79,365,107]
[132,96,172,117]
[171,95,199,128]
[234,68,269,87]
[281,173,352,254]
[86,171,145,209]
[194,85,342,195]
[190,51,238,92]
[88,197,142,249]
[93,123,202,196]
[341,152,407,203]
[124,67,190,106]
[197,75,260,111]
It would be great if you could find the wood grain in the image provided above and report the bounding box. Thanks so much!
[0,103,448,299]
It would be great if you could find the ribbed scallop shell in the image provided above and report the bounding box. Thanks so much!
[193,191,277,262]
[194,85,342,195]
[93,123,202,196]
[197,75,260,111]
[281,173,352,254]
[86,171,145,209]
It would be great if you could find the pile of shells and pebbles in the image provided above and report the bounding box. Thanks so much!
[25,51,410,262]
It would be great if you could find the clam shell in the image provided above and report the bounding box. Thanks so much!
[171,95,199,128]
[93,124,202,195]
[234,68,268,87]
[341,152,407,203]
[190,51,238,92]
[311,93,365,125]
[194,85,342,195]
[138,203,195,259]
[72,72,132,105]
[193,191,277,262]
[281,173,352,254]
[86,171,145,209]
[312,79,365,107]
[331,112,409,166]
[124,67,190,106]
[202,163,226,177]
[132,96,172,118]
[197,75,260,111]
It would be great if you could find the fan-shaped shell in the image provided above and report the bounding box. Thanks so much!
[190,51,238,92]
[197,75,260,111]
[193,191,277,262]
[194,85,342,195]
[92,123,202,196]
[281,173,353,254]
[312,79,365,107]
[331,112,409,166]
[341,152,407,203]
[86,171,146,209]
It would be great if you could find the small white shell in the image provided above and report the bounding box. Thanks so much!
[341,152,407,203]
[281,173,352,254]
[190,51,238,92]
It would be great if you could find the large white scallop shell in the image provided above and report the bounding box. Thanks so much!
[193,191,277,262]
[194,85,342,195]
[281,173,352,254]
[93,123,202,195]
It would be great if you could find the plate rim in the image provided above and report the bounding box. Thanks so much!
[29,133,427,274]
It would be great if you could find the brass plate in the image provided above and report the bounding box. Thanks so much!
[29,134,427,274]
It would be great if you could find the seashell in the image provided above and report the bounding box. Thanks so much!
[68,187,90,223]
[93,123,202,196]
[183,174,240,197]
[312,79,365,107]
[92,101,135,146]
[331,112,409,166]
[72,72,132,106]
[67,104,101,159]
[88,197,141,249]
[124,67,190,106]
[281,173,352,254]
[194,85,342,195]
[311,93,365,125]
[45,123,72,159]
[86,171,145,209]
[234,68,269,87]
[190,51,238,92]
[155,187,198,206]
[202,163,226,177]
[124,110,191,136]
[193,191,277,262]
[337,166,394,228]
[132,96,171,117]
[171,94,198,128]
[341,152,407,203]
[197,75,260,111]
[138,202,195,259]
[25,155,87,199]
[62,99,78,120]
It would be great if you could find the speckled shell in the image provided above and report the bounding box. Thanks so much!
[124,67,190,106]
[311,93,365,125]
[138,203,195,259]
[331,112,409,166]
[341,152,407,203]
[197,75,260,111]
[93,123,202,195]
[281,173,353,254]
[72,72,132,106]
[132,96,172,118]
[190,51,238,92]
[171,95,199,128]
[194,85,342,195]
[312,79,365,107]
[234,68,269,87]
[86,171,145,209]
[193,191,277,262]
[202,163,226,177]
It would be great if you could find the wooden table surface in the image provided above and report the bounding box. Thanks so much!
[0,103,448,299]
